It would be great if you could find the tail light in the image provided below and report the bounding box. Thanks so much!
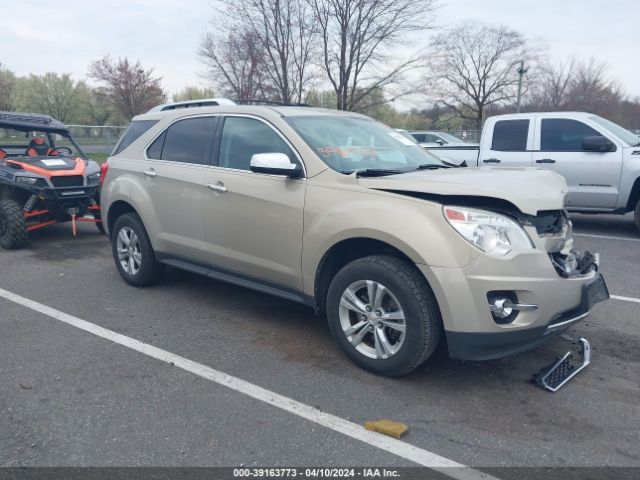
[99,161,109,187]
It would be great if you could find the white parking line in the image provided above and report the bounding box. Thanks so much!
[0,287,496,480]
[575,233,640,242]
[611,294,640,304]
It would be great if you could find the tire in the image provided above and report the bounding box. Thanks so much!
[635,199,640,233]
[111,213,163,287]
[326,255,442,377]
[0,199,28,249]
[94,211,106,234]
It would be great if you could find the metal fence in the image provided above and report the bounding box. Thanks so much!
[447,130,482,143]
[65,125,127,153]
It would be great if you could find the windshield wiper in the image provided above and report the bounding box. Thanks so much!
[415,163,452,170]
[353,168,408,177]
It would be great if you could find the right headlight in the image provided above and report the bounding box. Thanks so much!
[443,206,534,257]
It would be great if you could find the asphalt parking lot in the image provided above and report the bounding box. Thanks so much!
[1,212,639,477]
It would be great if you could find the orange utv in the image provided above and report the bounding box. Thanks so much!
[0,111,105,249]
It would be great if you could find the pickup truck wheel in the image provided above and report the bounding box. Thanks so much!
[112,213,163,286]
[0,199,28,250]
[326,255,442,377]
[635,199,640,232]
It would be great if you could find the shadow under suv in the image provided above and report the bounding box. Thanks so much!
[100,102,608,376]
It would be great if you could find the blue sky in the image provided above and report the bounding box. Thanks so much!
[1,0,638,97]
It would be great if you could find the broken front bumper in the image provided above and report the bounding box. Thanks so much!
[419,246,609,361]
[444,273,609,361]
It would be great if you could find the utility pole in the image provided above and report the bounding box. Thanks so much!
[516,60,528,113]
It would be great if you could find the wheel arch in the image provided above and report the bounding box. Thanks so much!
[313,237,440,318]
[106,200,139,237]
[625,176,640,212]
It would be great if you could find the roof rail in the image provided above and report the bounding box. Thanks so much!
[234,99,310,107]
[147,98,237,113]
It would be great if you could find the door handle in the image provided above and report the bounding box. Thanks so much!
[142,169,157,178]
[482,158,501,164]
[536,158,556,164]
[207,183,228,193]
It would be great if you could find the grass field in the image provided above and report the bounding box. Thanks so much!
[87,152,109,164]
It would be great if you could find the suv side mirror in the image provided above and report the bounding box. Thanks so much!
[436,139,445,145]
[250,153,303,178]
[582,135,614,152]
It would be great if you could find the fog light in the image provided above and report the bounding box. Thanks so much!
[487,291,538,325]
[490,297,514,319]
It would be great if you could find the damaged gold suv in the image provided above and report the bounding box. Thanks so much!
[100,101,609,376]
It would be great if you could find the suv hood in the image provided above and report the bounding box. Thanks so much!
[360,167,568,215]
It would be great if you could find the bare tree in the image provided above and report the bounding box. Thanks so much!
[310,0,437,111]
[88,56,166,119]
[531,58,577,109]
[200,29,271,100]
[429,22,533,129]
[527,57,623,119]
[201,0,314,103]
[565,58,622,115]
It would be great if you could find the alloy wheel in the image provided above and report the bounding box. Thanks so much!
[338,280,406,360]
[116,226,142,276]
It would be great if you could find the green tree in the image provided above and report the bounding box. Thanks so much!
[0,63,17,111]
[172,86,216,102]
[13,73,86,123]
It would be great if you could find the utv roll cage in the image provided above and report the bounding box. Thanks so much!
[0,111,87,158]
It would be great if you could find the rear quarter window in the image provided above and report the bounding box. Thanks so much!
[111,120,158,156]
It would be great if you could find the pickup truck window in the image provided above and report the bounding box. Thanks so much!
[590,115,638,146]
[541,119,601,152]
[491,120,529,151]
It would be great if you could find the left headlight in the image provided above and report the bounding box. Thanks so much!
[16,176,43,186]
[443,206,534,257]
[87,172,101,184]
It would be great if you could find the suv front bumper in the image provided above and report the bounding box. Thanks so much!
[445,273,608,360]
[419,251,609,361]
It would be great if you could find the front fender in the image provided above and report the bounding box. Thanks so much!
[301,185,479,296]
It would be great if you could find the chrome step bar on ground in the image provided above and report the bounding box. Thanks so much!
[535,338,592,392]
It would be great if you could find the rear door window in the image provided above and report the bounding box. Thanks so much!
[111,120,158,156]
[491,120,530,151]
[541,119,601,151]
[147,116,218,165]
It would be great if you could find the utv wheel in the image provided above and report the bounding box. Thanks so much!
[94,211,106,234]
[0,199,28,250]
[635,199,640,233]
[326,255,442,377]
[111,213,163,286]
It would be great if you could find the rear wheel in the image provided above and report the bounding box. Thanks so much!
[326,255,442,377]
[0,199,28,249]
[111,213,163,286]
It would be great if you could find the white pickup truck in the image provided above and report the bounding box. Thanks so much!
[428,112,640,230]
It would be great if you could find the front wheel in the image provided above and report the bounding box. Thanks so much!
[111,213,163,287]
[634,199,640,233]
[326,255,442,377]
[0,199,28,249]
